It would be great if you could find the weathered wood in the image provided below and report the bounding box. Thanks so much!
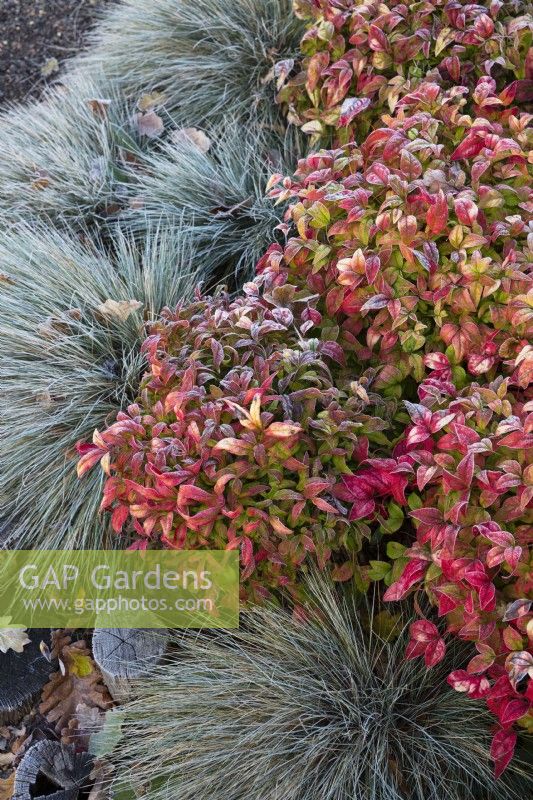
[0,629,54,725]
[13,740,93,800]
[92,628,168,701]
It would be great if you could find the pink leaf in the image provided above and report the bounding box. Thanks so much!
[338,97,371,127]
[368,24,388,52]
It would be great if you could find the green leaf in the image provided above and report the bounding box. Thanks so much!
[353,563,371,593]
[368,560,391,581]
[380,502,404,534]
[308,201,330,228]
[386,541,407,559]
[408,492,423,510]
[425,562,442,582]
[312,243,331,270]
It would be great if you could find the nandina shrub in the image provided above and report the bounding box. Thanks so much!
[278,0,533,142]
[77,275,400,604]
[260,78,533,398]
[381,371,533,775]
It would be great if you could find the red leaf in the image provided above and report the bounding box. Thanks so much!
[426,191,448,234]
[320,340,346,365]
[454,197,478,226]
[406,620,446,667]
[450,134,485,161]
[111,504,130,533]
[491,728,517,779]
[383,559,428,601]
[499,698,530,726]
[338,97,371,127]
[447,670,490,698]
[76,445,107,478]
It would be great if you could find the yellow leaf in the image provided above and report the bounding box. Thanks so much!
[41,57,59,77]
[435,27,455,56]
[69,651,94,678]
[265,422,302,438]
[137,91,166,111]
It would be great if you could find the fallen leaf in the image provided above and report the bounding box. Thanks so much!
[0,771,15,799]
[135,110,164,138]
[0,273,15,285]
[40,640,52,662]
[137,91,166,111]
[95,299,143,322]
[171,127,211,153]
[87,98,112,119]
[30,168,51,190]
[41,57,59,77]
[0,618,30,654]
[39,633,112,745]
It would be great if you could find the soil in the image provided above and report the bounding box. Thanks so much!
[0,0,111,106]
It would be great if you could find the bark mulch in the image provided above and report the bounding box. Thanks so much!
[0,0,111,106]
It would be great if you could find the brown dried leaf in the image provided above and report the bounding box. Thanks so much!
[95,299,143,322]
[87,98,112,119]
[0,753,14,768]
[30,168,51,190]
[0,771,15,800]
[0,273,15,285]
[135,110,164,138]
[39,634,112,745]
[171,127,211,153]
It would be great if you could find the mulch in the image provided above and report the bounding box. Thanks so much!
[0,0,111,106]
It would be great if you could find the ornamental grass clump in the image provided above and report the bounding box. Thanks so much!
[0,224,198,550]
[278,0,533,142]
[121,123,301,279]
[109,579,531,800]
[75,0,304,131]
[0,71,147,230]
[0,70,292,281]
[77,272,402,604]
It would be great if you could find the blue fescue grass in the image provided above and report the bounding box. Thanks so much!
[109,578,532,800]
[0,222,199,550]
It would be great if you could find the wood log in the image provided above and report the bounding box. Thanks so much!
[92,628,168,701]
[12,740,93,800]
[0,629,54,725]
